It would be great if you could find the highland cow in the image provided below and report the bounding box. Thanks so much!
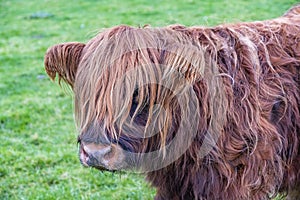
[44,5,300,200]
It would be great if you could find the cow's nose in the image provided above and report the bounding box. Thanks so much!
[79,142,122,171]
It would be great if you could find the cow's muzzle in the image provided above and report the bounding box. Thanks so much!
[79,141,126,171]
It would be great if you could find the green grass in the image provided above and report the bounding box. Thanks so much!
[0,0,298,199]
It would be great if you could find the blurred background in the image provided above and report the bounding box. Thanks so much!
[0,0,298,199]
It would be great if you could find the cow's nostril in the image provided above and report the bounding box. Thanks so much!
[79,144,90,167]
[98,145,112,157]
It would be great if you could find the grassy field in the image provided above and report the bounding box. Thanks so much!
[0,0,298,199]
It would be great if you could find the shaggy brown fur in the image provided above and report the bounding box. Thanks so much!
[45,5,300,200]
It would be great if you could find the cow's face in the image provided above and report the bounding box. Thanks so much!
[45,25,218,172]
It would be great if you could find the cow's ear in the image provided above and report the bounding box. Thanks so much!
[283,4,300,18]
[44,42,85,88]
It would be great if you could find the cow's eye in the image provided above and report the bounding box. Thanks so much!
[129,90,150,127]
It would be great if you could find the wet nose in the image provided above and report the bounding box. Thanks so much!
[79,142,117,170]
[83,144,112,157]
